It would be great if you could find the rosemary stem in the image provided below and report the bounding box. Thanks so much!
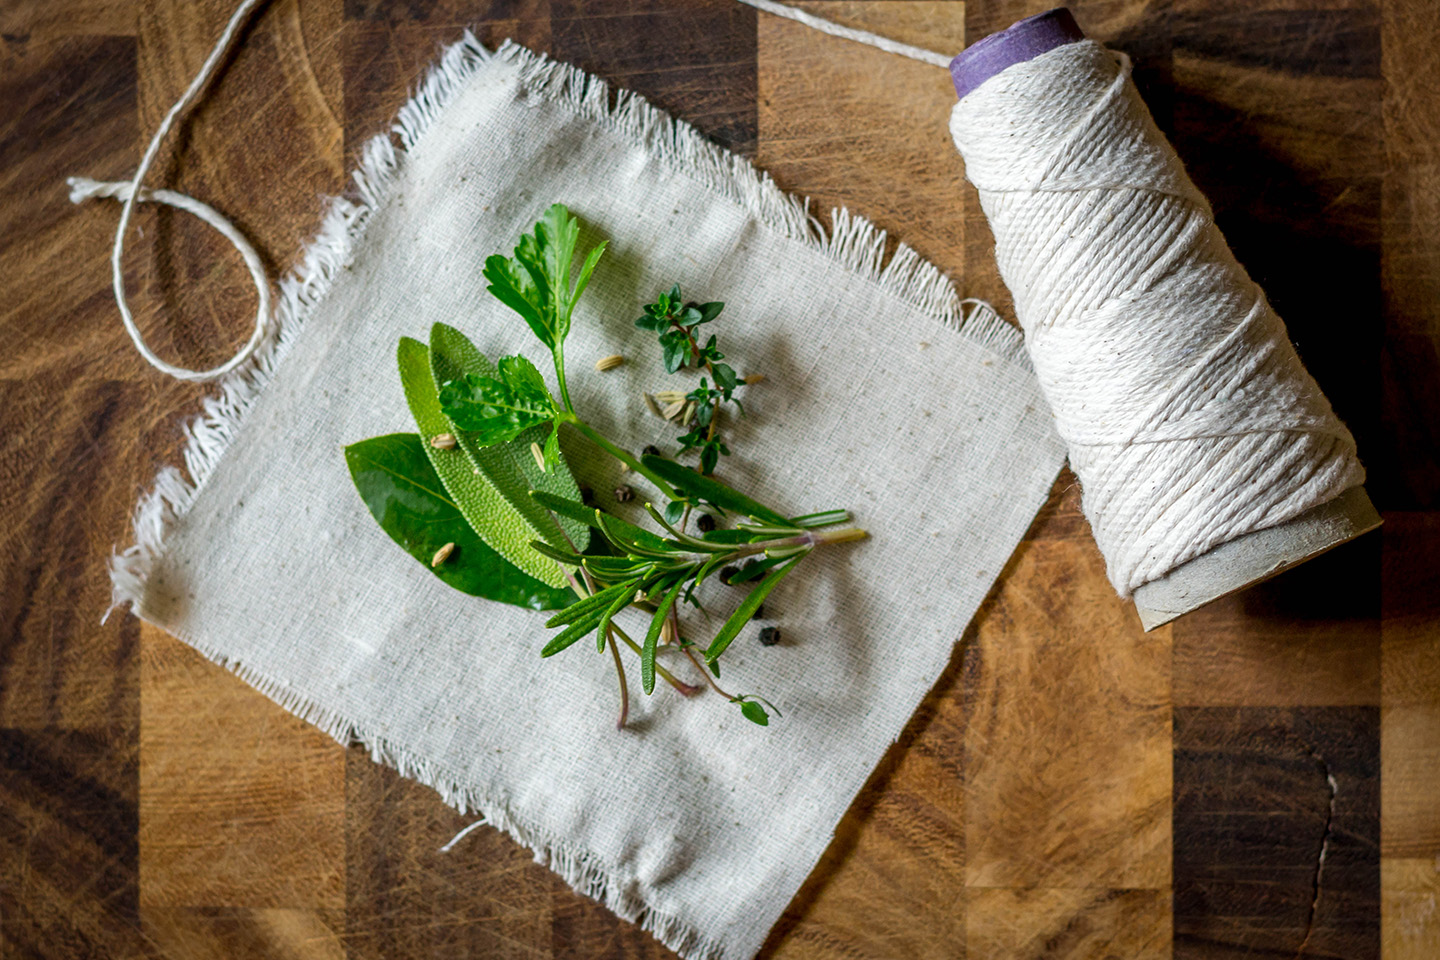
[612,623,700,695]
[607,625,629,729]
[560,567,696,696]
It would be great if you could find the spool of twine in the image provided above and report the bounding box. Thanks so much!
[948,8,1379,629]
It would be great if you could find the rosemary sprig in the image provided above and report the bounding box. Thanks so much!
[529,487,864,693]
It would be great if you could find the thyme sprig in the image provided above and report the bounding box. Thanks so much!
[636,286,744,476]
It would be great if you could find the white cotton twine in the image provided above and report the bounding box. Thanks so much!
[950,39,1364,595]
[68,0,270,383]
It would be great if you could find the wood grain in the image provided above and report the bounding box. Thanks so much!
[1,1,1430,958]
[963,538,1172,955]
[757,2,967,282]
[139,628,346,910]
[1174,707,1380,960]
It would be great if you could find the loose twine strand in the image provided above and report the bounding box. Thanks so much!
[67,0,951,382]
[68,0,269,382]
[949,40,1364,593]
[732,0,953,67]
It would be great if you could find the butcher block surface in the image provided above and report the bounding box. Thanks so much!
[2,1,1437,957]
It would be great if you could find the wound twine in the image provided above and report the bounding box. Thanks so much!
[949,38,1364,594]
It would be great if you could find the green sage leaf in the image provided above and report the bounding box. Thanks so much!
[428,323,589,553]
[397,337,567,588]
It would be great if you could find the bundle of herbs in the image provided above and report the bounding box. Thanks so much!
[345,205,867,729]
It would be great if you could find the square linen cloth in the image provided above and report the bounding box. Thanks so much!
[112,35,1066,960]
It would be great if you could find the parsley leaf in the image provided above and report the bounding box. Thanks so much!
[438,355,557,445]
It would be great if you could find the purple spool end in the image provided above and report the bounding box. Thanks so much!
[949,7,1086,100]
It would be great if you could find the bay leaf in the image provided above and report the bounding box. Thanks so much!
[344,433,574,610]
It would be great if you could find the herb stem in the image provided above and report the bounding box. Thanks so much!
[553,347,575,415]
[658,527,870,567]
[560,566,697,696]
[565,416,679,498]
[674,323,723,466]
[606,625,629,729]
[681,643,735,700]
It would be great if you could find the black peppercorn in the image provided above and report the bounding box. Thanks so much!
[696,513,716,532]
[753,604,765,619]
[758,626,781,647]
[614,485,634,503]
[719,565,740,585]
[579,485,594,506]
[642,445,661,458]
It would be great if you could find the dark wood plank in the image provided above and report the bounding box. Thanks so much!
[0,726,147,957]
[1174,707,1380,960]
[1172,534,1381,708]
[548,0,757,158]
[341,2,550,158]
[0,28,154,960]
[1379,0,1440,511]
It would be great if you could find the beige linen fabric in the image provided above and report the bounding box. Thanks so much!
[113,37,1066,960]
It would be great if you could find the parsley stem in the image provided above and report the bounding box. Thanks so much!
[552,347,575,415]
[564,416,680,499]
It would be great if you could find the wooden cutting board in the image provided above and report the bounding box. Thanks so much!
[3,1,1436,957]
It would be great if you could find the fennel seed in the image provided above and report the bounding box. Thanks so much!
[431,542,455,567]
[430,433,457,449]
[595,354,625,371]
[530,442,545,471]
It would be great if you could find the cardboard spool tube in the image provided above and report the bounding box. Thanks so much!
[949,7,1381,631]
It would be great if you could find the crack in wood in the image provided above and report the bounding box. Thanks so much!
[1295,744,1338,960]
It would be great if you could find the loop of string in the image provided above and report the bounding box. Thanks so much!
[68,0,269,382]
[69,0,949,382]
